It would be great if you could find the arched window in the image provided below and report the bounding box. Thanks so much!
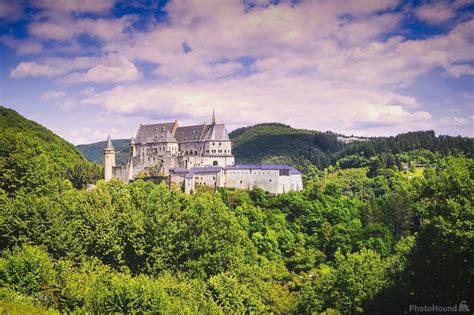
[213,160,218,166]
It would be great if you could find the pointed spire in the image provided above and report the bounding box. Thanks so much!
[130,136,135,145]
[105,134,115,150]
[212,107,216,125]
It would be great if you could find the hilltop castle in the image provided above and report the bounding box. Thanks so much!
[104,111,303,194]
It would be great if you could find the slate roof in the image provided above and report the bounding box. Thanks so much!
[104,135,115,150]
[175,124,206,142]
[210,124,230,141]
[134,121,230,144]
[169,168,188,174]
[136,122,177,143]
[225,164,302,175]
[185,166,222,178]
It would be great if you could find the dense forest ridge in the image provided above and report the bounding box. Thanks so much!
[0,105,473,313]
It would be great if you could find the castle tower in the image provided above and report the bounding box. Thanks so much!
[104,134,116,181]
[130,136,136,157]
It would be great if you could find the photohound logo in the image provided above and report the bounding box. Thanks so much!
[409,300,470,313]
[459,301,470,312]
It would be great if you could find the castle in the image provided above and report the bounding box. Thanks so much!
[104,111,303,194]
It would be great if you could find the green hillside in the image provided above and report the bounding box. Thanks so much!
[230,123,342,171]
[229,124,473,172]
[0,106,101,193]
[77,139,131,165]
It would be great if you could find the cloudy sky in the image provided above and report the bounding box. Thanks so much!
[0,0,473,144]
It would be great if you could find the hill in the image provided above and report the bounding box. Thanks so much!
[0,106,101,193]
[77,139,131,165]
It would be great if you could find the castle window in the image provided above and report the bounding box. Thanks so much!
[269,179,272,182]
[240,180,242,184]
[218,150,222,153]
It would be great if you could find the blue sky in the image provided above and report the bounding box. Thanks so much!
[0,0,473,144]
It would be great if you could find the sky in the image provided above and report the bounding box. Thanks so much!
[0,0,473,145]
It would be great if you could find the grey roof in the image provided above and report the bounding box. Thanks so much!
[199,124,229,141]
[134,121,230,144]
[104,135,115,150]
[169,168,188,174]
[225,164,301,175]
[136,122,177,143]
[175,124,206,142]
[185,166,222,178]
[210,124,230,141]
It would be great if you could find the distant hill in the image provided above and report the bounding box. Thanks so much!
[77,122,473,172]
[0,106,101,193]
[77,139,131,165]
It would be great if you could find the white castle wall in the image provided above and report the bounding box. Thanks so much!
[224,169,281,194]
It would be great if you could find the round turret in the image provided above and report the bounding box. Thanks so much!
[104,134,116,181]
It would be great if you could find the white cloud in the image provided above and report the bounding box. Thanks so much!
[0,36,42,55]
[72,0,474,136]
[28,16,134,41]
[415,2,456,24]
[0,0,23,21]
[80,74,431,136]
[10,61,65,78]
[40,90,66,100]
[63,55,141,84]
[4,0,474,138]
[445,64,474,77]
[31,0,115,13]
[440,115,474,126]
[68,127,119,145]
[10,54,141,84]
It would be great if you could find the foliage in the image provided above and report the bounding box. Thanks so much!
[0,106,101,193]
[1,109,473,313]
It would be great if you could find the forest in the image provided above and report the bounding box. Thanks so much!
[1,106,473,314]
